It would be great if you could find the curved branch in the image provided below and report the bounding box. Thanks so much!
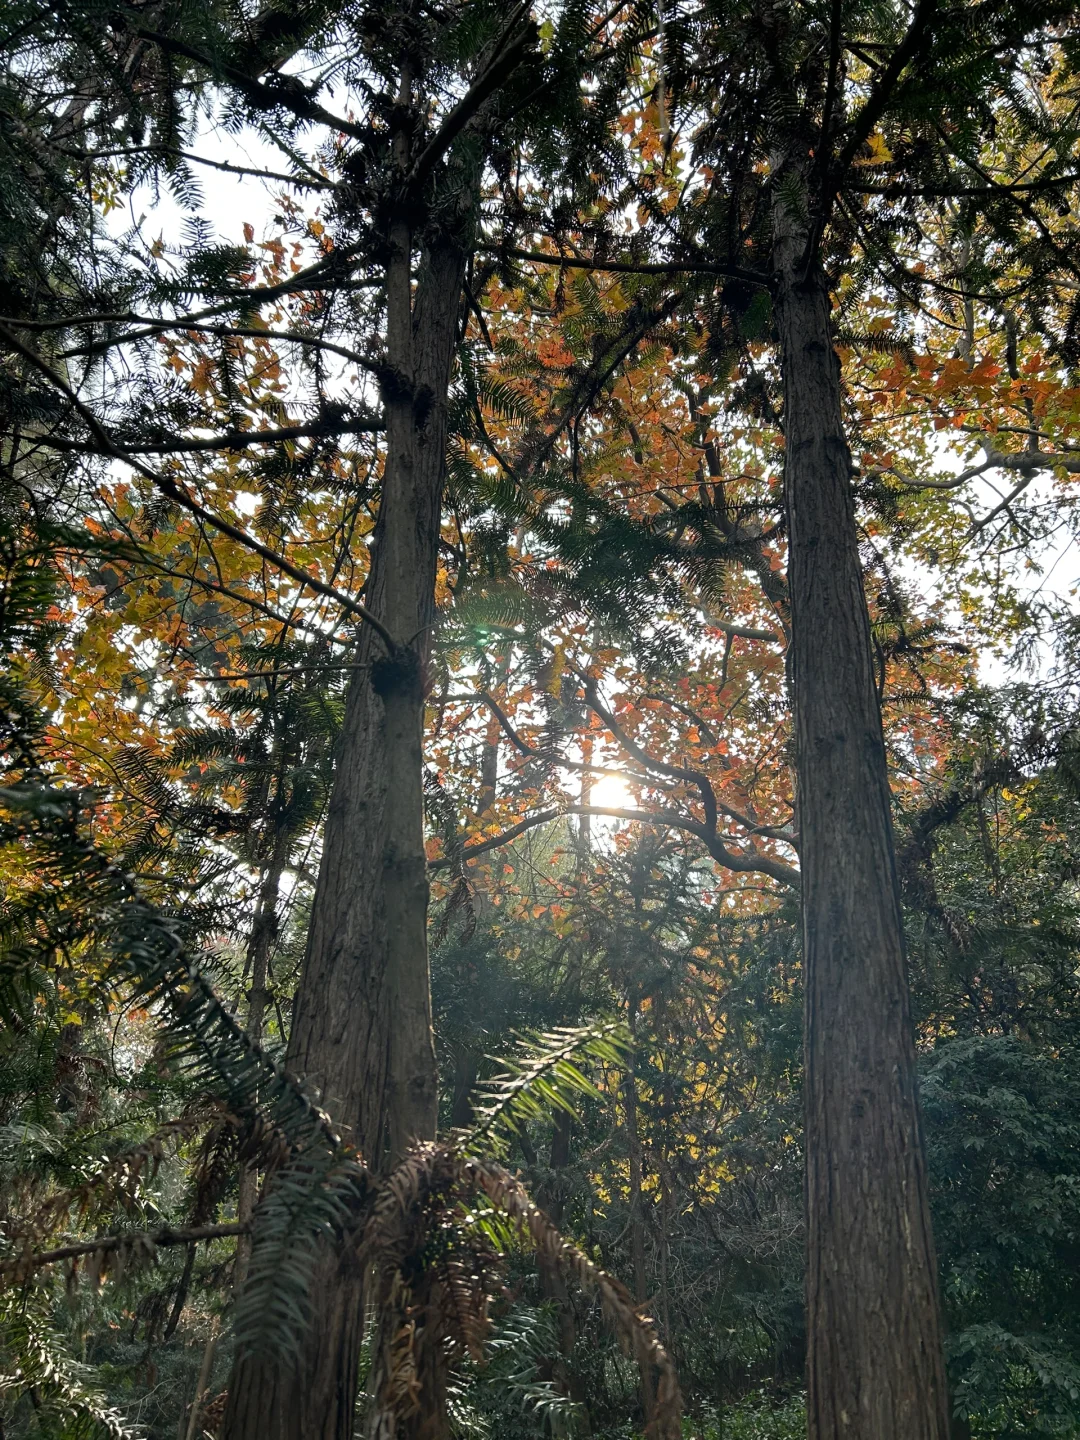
[445,684,798,870]
[965,446,1080,535]
[707,617,782,643]
[488,245,768,286]
[833,0,938,183]
[408,13,538,196]
[59,322,379,370]
[875,443,1080,503]
[432,802,799,889]
[131,26,366,139]
[429,807,561,867]
[0,250,376,333]
[569,805,800,887]
[577,673,721,836]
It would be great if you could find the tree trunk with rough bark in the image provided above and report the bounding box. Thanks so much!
[221,181,470,1440]
[477,711,500,817]
[534,1112,590,1437]
[624,997,655,1431]
[772,178,950,1440]
[234,832,288,1286]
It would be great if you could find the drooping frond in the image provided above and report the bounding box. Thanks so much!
[0,779,370,1363]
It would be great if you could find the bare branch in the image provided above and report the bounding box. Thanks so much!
[707,618,782,642]
[0,250,376,333]
[14,1222,248,1274]
[408,12,538,196]
[131,26,367,140]
[875,444,1080,500]
[849,172,1080,199]
[833,0,939,183]
[486,245,768,286]
[92,143,339,190]
[429,807,561,867]
[59,322,380,371]
[432,801,799,889]
[36,415,383,457]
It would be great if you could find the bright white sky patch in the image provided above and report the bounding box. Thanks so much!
[589,771,632,812]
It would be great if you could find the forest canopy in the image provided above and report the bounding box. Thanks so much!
[2,1,1080,1438]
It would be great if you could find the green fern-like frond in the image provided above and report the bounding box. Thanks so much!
[466,1021,629,1152]
[0,779,369,1363]
[0,1292,138,1440]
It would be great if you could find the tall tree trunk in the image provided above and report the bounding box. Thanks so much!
[449,1045,478,1128]
[576,734,593,858]
[772,187,950,1440]
[623,998,655,1431]
[477,711,500,816]
[235,832,288,1285]
[221,188,470,1440]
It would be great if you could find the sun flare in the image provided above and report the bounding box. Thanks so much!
[588,771,633,812]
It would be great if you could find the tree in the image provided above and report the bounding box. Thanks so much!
[635,7,1079,1433]
[2,2,666,1435]
[5,2,1080,1438]
[435,3,1080,1431]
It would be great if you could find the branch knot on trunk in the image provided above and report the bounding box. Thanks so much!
[372,647,422,700]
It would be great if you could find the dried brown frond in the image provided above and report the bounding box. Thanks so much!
[465,1156,683,1440]
[436,1253,492,1364]
[6,1121,683,1440]
[4,1100,230,1265]
[201,1389,228,1437]
[191,1114,243,1225]
[357,1142,681,1439]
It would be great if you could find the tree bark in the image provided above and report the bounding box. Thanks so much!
[535,1111,590,1437]
[235,832,288,1286]
[221,172,470,1440]
[477,711,500,817]
[623,998,655,1431]
[772,187,950,1440]
[449,1045,478,1128]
